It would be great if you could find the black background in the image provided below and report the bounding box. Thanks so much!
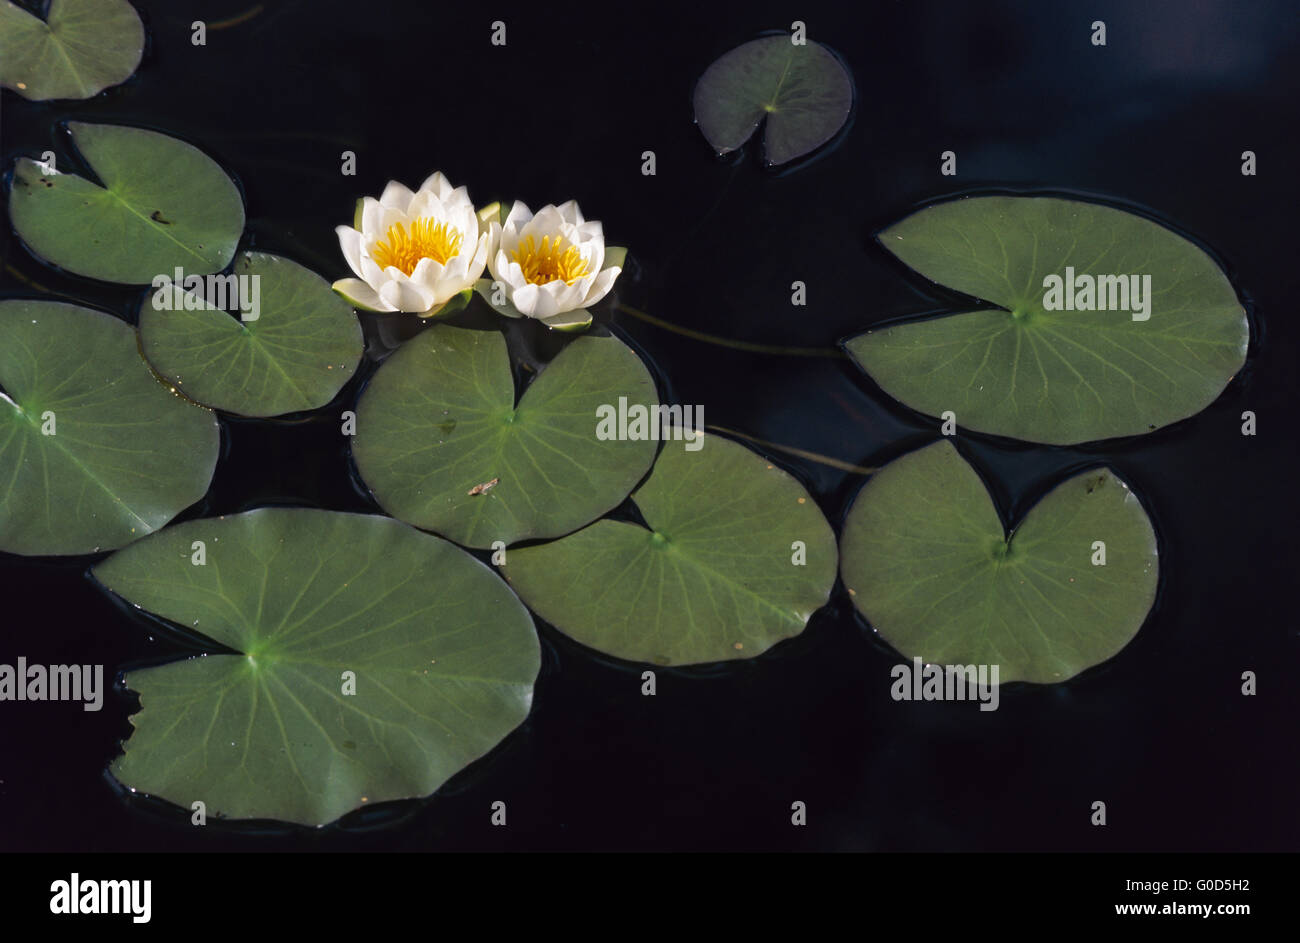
[0,0,1297,853]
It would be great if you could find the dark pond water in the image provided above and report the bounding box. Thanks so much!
[0,0,1296,850]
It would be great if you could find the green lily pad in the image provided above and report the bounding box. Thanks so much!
[0,300,218,556]
[693,36,853,166]
[92,508,540,827]
[846,196,1249,444]
[840,440,1158,684]
[503,431,838,666]
[353,326,658,549]
[9,122,245,284]
[0,0,144,101]
[140,252,363,417]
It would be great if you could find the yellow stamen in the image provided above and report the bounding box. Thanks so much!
[510,234,591,286]
[372,218,463,275]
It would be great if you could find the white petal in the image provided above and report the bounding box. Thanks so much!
[582,241,604,278]
[379,181,415,212]
[503,200,533,230]
[481,222,501,273]
[441,251,470,288]
[404,189,438,221]
[359,254,389,292]
[502,258,528,291]
[529,204,565,235]
[379,272,435,312]
[551,279,588,314]
[444,185,474,211]
[582,266,621,307]
[555,200,584,225]
[511,283,543,317]
[332,277,391,311]
[575,219,604,242]
[410,256,446,292]
[361,198,403,240]
[418,171,454,202]
[335,225,364,278]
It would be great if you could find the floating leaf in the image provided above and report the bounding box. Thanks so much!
[93,508,539,826]
[693,36,853,166]
[846,196,1249,444]
[840,440,1158,684]
[9,122,245,284]
[140,252,363,417]
[504,431,837,665]
[0,300,218,556]
[353,326,657,548]
[0,0,144,101]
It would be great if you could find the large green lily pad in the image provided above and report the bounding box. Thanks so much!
[840,440,1158,684]
[93,508,540,827]
[693,35,853,166]
[0,0,144,101]
[140,252,363,417]
[846,196,1249,444]
[503,431,838,665]
[9,122,244,284]
[352,326,658,549]
[0,300,218,556]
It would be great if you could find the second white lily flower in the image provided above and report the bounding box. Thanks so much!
[487,201,621,321]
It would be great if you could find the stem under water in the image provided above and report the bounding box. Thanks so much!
[615,303,846,359]
[706,425,874,474]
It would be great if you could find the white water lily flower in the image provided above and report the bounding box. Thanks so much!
[333,172,498,315]
[487,200,621,320]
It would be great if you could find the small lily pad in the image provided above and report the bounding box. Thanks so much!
[9,122,245,284]
[845,196,1249,444]
[503,431,838,665]
[693,36,853,166]
[0,300,219,556]
[92,508,540,826]
[0,0,144,101]
[840,440,1158,684]
[140,252,363,417]
[352,326,658,548]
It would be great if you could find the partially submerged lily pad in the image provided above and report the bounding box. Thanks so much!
[846,196,1249,444]
[93,508,540,827]
[352,326,658,548]
[840,440,1158,684]
[0,0,144,101]
[0,300,219,556]
[9,122,244,284]
[504,431,838,665]
[140,252,363,417]
[693,36,853,166]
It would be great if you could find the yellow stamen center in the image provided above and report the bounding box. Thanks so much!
[372,218,463,275]
[510,234,591,286]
